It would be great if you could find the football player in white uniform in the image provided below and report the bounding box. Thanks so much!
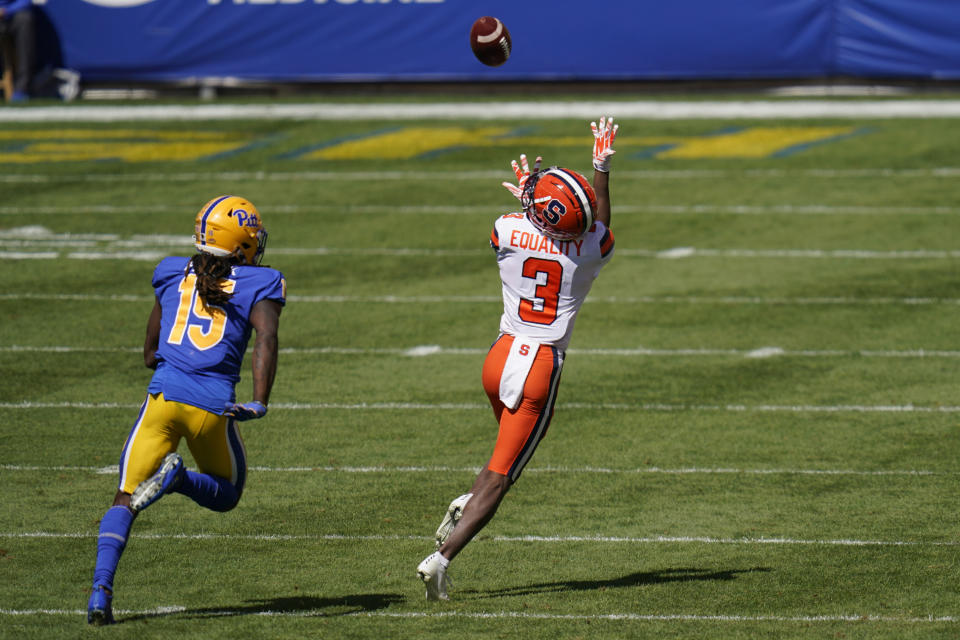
[417,117,618,600]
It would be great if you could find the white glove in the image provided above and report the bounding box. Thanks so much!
[591,116,619,173]
[501,153,542,200]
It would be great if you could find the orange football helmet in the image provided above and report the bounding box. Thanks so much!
[521,167,597,241]
[193,195,267,265]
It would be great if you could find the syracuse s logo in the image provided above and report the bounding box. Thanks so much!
[80,0,157,7]
[543,199,567,224]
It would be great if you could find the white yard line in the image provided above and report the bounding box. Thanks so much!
[3,203,960,215]
[1,606,956,624]
[3,167,960,184]
[363,610,960,624]
[4,246,958,260]
[4,531,959,547]
[3,401,960,413]
[2,292,958,306]
[4,345,960,359]
[624,247,960,259]
[0,463,946,476]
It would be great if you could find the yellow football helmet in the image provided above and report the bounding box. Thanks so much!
[193,195,267,265]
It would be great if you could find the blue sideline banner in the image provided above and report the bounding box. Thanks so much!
[835,0,960,79]
[33,0,960,82]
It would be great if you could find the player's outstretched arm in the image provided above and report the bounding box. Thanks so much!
[591,116,618,229]
[225,298,282,421]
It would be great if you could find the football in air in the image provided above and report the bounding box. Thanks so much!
[470,16,511,67]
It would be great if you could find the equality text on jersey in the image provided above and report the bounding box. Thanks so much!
[507,229,585,257]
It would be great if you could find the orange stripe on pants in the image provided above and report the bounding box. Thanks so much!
[481,334,563,482]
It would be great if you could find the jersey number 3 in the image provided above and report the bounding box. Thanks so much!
[519,258,562,325]
[167,274,236,350]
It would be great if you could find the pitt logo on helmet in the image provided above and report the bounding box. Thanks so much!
[193,195,268,265]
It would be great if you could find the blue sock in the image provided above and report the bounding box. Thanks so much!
[92,505,135,592]
[176,470,239,512]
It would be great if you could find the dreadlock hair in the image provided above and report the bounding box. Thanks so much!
[189,252,237,308]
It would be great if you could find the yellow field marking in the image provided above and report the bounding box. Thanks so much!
[657,126,856,159]
[0,142,247,163]
[313,127,858,160]
[0,130,249,163]
[0,126,860,163]
[0,130,237,140]
[307,126,514,160]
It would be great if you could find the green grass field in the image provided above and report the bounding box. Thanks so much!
[2,97,960,639]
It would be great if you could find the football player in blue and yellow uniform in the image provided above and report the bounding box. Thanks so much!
[87,196,286,625]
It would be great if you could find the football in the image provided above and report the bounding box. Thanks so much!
[469,16,511,67]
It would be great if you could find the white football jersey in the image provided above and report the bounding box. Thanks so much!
[490,212,615,351]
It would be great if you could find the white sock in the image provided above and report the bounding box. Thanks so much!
[435,552,450,569]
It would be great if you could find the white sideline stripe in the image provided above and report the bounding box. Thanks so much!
[4,401,960,413]
[3,292,960,307]
[0,463,945,477]
[6,531,959,547]
[6,345,960,359]
[4,203,960,216]
[1,607,956,624]
[5,100,960,122]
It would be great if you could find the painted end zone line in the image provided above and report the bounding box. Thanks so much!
[1,607,956,625]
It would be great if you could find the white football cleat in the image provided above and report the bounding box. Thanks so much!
[417,551,451,601]
[435,493,472,548]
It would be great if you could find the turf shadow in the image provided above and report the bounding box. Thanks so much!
[467,566,771,598]
[120,592,406,622]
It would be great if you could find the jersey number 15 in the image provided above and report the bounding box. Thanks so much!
[167,274,236,350]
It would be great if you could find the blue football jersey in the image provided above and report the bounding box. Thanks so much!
[147,256,286,413]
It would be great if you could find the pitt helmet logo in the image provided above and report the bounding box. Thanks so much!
[544,199,567,224]
[233,208,260,229]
